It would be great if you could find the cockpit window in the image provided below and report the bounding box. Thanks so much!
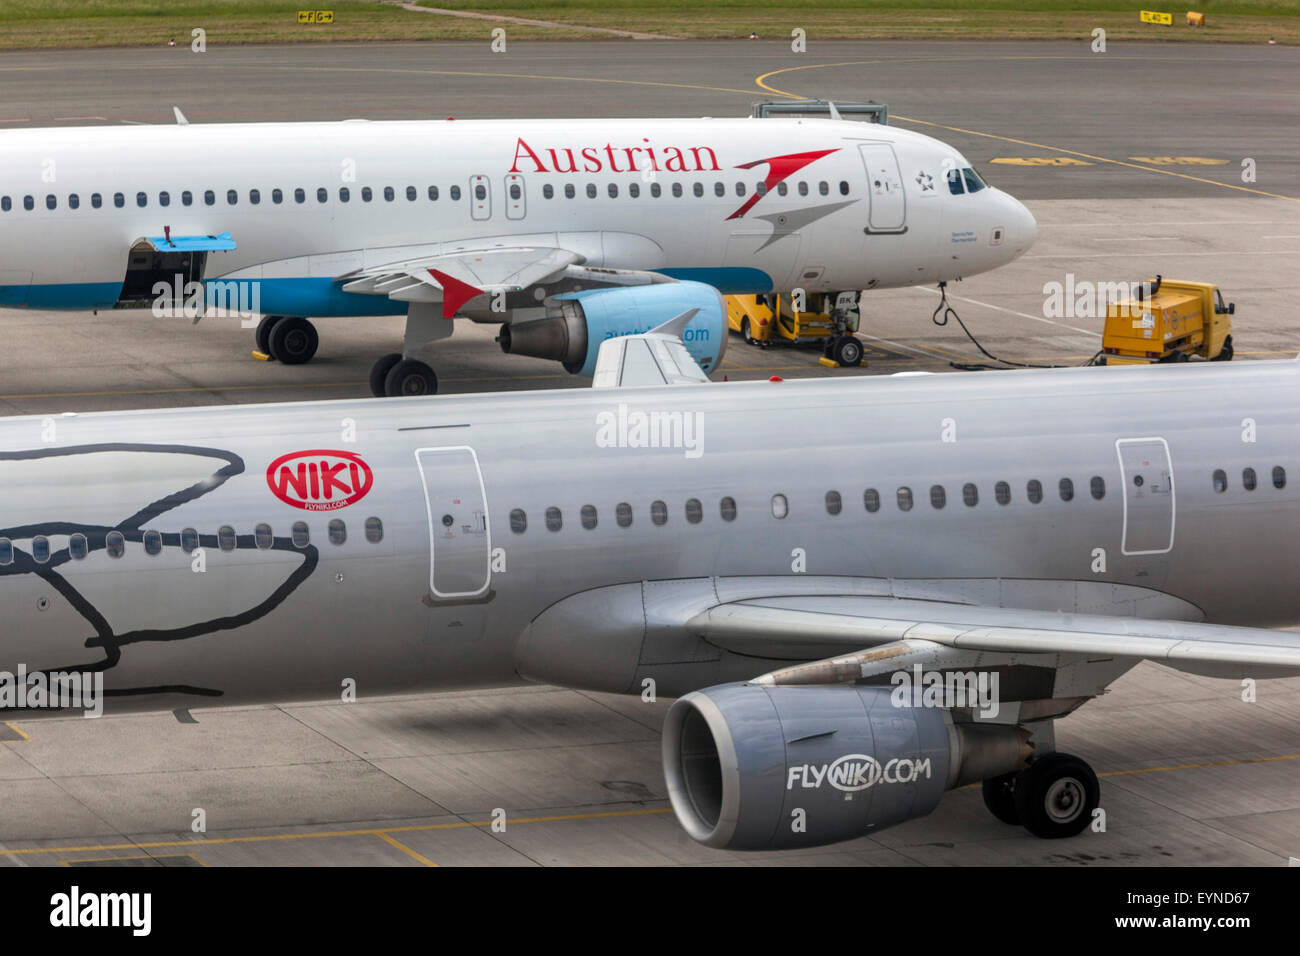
[962,167,986,193]
[946,168,964,195]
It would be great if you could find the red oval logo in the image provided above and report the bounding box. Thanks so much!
[267,449,374,511]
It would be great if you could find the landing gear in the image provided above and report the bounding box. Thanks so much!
[1011,753,1100,839]
[369,353,403,397]
[381,358,437,397]
[830,335,864,367]
[369,302,451,397]
[981,771,1021,825]
[259,315,318,365]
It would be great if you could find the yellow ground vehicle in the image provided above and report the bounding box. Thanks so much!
[1100,276,1234,365]
[726,291,865,366]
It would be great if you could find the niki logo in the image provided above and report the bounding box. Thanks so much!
[728,147,840,219]
[267,449,374,511]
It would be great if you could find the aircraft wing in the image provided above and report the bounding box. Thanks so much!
[688,596,1300,681]
[591,309,711,387]
[339,246,583,317]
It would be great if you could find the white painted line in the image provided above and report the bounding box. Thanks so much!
[1025,251,1297,259]
[912,285,1093,336]
[1091,237,1179,241]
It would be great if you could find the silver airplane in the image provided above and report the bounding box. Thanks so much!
[1,322,1298,850]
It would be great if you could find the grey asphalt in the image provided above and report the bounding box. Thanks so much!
[0,40,1297,867]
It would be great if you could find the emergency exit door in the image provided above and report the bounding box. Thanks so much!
[1116,437,1175,555]
[858,143,906,233]
[415,446,491,599]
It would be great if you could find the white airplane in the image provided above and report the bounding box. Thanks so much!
[0,115,1036,394]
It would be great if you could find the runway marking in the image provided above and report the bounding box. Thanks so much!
[1,721,30,741]
[1024,251,1298,259]
[375,831,438,867]
[1100,752,1300,778]
[915,284,1095,336]
[0,807,675,858]
[394,3,673,40]
[754,63,1300,203]
[59,852,207,867]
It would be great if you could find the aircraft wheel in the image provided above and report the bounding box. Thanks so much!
[1211,334,1234,362]
[369,353,403,397]
[981,771,1021,826]
[255,314,286,356]
[832,335,864,367]
[268,316,319,365]
[741,317,757,345]
[1013,753,1099,839]
[384,358,438,397]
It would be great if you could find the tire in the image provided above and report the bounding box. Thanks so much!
[1013,753,1100,839]
[981,771,1021,826]
[832,335,864,367]
[255,315,285,355]
[369,353,403,397]
[268,316,319,365]
[1211,334,1234,362]
[741,317,755,345]
[383,358,438,397]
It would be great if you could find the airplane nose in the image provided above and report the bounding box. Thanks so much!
[1004,194,1037,256]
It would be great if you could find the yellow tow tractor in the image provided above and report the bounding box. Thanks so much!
[1099,276,1234,365]
[726,291,865,367]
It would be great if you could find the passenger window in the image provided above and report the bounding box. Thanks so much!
[714,182,725,197]
[328,519,346,545]
[839,180,850,195]
[1273,466,1286,489]
[45,194,56,210]
[693,182,704,197]
[70,533,87,560]
[218,526,237,551]
[1059,477,1074,502]
[756,182,767,195]
[182,190,192,206]
[294,187,305,203]
[930,485,946,509]
[672,183,683,197]
[616,502,633,527]
[450,185,461,200]
[155,190,169,206]
[608,183,618,198]
[947,168,965,195]
[509,509,527,534]
[365,516,384,543]
[543,184,554,199]
[897,487,913,512]
[254,523,273,549]
[272,188,283,204]
[226,189,237,205]
[136,191,148,207]
[204,190,215,206]
[864,488,880,513]
[777,182,788,196]
[69,193,79,209]
[1090,476,1106,499]
[735,182,746,197]
[384,186,395,201]
[406,185,417,201]
[0,196,9,211]
[248,188,260,205]
[0,538,10,564]
[720,497,737,521]
[545,507,562,531]
[316,187,327,203]
[106,531,125,558]
[628,183,639,198]
[651,500,668,525]
[113,193,124,208]
[771,494,788,519]
[1242,467,1257,491]
[92,193,102,208]
[962,483,978,507]
[143,530,162,556]
[428,185,439,200]
[825,490,842,515]
[474,184,486,201]
[361,186,372,202]
[32,535,49,563]
[181,528,199,553]
[586,184,597,199]
[291,521,310,548]
[818,181,829,196]
[1027,479,1043,504]
[581,505,597,530]
[995,481,1011,505]
[650,182,661,197]
[338,187,350,202]
[685,499,703,524]
[1212,469,1227,493]
[564,184,575,199]
[798,181,808,196]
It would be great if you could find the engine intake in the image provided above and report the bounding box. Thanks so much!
[663,683,1030,850]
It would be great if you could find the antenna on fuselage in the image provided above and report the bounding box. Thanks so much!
[173,106,190,125]
[827,101,843,122]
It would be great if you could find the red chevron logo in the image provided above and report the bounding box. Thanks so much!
[726,147,841,220]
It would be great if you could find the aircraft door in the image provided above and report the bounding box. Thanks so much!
[858,143,906,233]
[415,446,491,599]
[470,175,492,221]
[504,174,526,220]
[1115,437,1175,555]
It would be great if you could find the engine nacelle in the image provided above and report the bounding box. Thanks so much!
[662,683,1030,851]
[497,280,727,377]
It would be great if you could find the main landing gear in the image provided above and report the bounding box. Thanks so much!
[255,315,319,365]
[369,302,451,398]
[982,751,1100,839]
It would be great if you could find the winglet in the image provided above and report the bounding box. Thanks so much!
[173,106,189,126]
[592,309,711,388]
[646,308,700,339]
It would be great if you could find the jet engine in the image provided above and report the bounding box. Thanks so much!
[662,683,1030,850]
[497,280,727,377]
